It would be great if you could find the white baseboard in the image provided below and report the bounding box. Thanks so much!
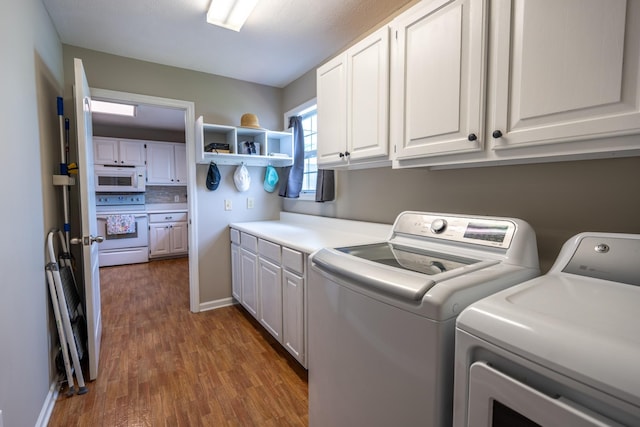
[36,381,59,427]
[199,297,237,312]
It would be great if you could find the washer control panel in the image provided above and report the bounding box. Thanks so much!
[393,212,517,249]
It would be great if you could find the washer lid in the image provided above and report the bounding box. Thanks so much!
[457,274,640,408]
[313,245,496,301]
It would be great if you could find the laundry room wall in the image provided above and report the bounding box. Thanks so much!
[1,0,66,425]
[282,68,640,272]
[61,46,286,306]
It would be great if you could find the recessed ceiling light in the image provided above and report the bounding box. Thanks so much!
[206,0,259,32]
[91,100,136,117]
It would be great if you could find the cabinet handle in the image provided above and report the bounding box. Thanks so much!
[492,130,503,139]
[339,152,345,158]
[468,133,477,141]
[344,151,350,157]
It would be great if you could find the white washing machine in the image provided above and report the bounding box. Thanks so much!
[453,232,640,426]
[308,211,540,427]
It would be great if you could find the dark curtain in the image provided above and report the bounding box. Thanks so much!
[279,115,304,198]
[315,169,335,202]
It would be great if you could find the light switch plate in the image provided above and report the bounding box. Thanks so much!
[224,200,232,211]
[247,197,254,209]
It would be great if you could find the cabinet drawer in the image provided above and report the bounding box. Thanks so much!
[230,228,240,245]
[241,232,258,252]
[258,239,281,263]
[282,247,304,274]
[149,212,187,223]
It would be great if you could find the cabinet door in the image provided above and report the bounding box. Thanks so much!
[170,222,188,254]
[240,248,259,317]
[283,270,305,365]
[94,138,119,165]
[149,223,171,257]
[392,0,486,159]
[317,54,348,166]
[258,257,283,342]
[348,26,390,161]
[146,142,175,184]
[230,243,241,301]
[490,0,640,150]
[119,140,146,166]
[173,144,188,184]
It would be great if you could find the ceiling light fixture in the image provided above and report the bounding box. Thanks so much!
[206,0,259,32]
[91,100,136,117]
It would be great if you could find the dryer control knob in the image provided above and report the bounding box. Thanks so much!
[430,219,447,234]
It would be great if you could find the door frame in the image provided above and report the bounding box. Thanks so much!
[91,88,200,312]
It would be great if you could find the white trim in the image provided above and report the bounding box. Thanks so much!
[284,97,317,129]
[199,297,238,312]
[90,88,200,313]
[35,381,60,427]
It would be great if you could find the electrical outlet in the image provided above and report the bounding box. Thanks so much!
[247,197,254,209]
[224,200,232,211]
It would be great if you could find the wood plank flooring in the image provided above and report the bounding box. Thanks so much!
[48,258,308,426]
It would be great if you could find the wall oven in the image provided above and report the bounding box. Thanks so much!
[96,194,149,267]
[94,165,146,192]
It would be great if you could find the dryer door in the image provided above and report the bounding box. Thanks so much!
[467,362,623,427]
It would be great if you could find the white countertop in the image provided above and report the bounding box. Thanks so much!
[230,212,392,254]
[145,203,188,213]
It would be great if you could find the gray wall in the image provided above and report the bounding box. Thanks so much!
[61,46,286,303]
[0,0,65,425]
[282,69,640,271]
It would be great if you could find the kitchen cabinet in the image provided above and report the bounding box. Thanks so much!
[392,0,640,168]
[282,247,305,363]
[258,239,283,342]
[390,0,485,160]
[317,26,391,169]
[148,212,188,258]
[230,228,307,366]
[230,229,242,301]
[195,117,294,167]
[94,137,146,166]
[239,232,259,317]
[147,142,187,185]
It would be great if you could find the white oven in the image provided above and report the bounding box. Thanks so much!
[94,165,146,192]
[96,193,149,267]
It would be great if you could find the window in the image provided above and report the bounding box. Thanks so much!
[286,99,318,197]
[299,105,317,194]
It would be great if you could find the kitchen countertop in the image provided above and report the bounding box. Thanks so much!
[145,203,188,214]
[230,212,392,254]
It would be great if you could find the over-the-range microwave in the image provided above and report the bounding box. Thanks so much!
[94,165,146,192]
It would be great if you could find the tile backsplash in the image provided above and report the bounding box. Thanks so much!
[146,185,187,204]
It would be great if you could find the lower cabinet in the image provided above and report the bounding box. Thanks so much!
[230,228,307,367]
[149,212,188,258]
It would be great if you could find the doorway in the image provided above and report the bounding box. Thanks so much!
[90,88,199,312]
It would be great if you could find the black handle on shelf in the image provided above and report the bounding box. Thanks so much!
[492,130,503,139]
[468,133,477,141]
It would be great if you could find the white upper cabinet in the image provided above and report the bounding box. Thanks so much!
[317,26,391,168]
[147,142,187,185]
[94,137,146,166]
[391,0,486,160]
[392,0,640,168]
[489,0,640,150]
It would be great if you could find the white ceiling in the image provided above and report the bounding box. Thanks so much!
[42,0,412,89]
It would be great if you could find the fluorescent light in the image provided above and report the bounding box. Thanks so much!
[91,100,136,117]
[207,0,259,32]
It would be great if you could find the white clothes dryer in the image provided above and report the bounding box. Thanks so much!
[453,232,640,426]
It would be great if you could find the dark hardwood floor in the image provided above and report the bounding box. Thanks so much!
[48,258,308,426]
